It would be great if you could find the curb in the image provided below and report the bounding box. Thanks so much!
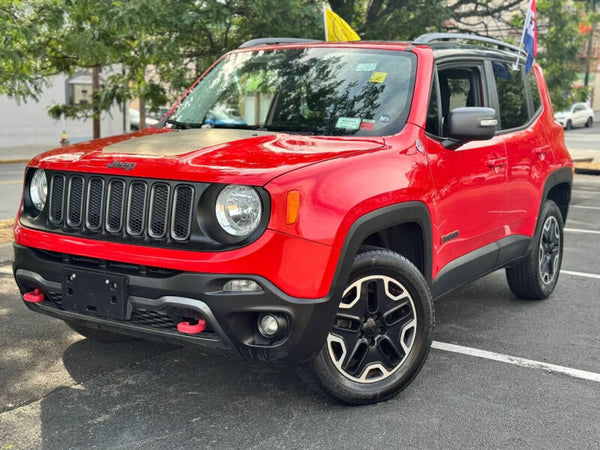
[574,166,600,175]
[0,158,31,165]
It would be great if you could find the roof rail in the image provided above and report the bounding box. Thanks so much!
[239,38,322,48]
[414,33,526,55]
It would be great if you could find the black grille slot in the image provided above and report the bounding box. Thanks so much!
[106,180,125,233]
[149,183,170,238]
[86,178,104,231]
[49,175,65,224]
[171,185,194,241]
[127,181,147,236]
[67,176,84,227]
[130,309,177,330]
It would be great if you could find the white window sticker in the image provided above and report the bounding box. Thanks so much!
[335,117,362,130]
[356,62,377,72]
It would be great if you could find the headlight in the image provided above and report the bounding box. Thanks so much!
[215,185,262,237]
[29,169,48,212]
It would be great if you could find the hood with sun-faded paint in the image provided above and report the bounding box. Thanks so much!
[29,128,386,185]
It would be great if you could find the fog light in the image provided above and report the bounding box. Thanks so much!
[257,313,288,339]
[223,279,262,292]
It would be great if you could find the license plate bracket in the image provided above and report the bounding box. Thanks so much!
[61,268,128,320]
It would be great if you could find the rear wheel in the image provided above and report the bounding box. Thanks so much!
[65,320,135,343]
[302,248,434,405]
[586,117,593,128]
[506,200,563,300]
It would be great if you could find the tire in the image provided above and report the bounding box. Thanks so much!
[302,248,434,405]
[65,320,135,343]
[565,120,572,130]
[585,117,593,128]
[506,200,564,300]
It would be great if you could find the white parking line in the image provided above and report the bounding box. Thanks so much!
[432,341,600,383]
[561,269,600,280]
[565,228,600,235]
[571,189,600,194]
[571,205,600,210]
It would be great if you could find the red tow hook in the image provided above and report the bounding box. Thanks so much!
[23,288,45,303]
[177,319,206,334]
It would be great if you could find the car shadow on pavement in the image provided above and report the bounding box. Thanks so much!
[34,338,333,448]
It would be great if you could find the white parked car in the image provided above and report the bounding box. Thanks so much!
[129,108,159,131]
[554,103,594,130]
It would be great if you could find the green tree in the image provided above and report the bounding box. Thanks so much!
[536,0,583,112]
[0,0,323,136]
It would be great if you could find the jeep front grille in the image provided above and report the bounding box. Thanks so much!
[21,169,269,251]
[45,172,201,243]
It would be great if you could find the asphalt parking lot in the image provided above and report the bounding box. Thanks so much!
[0,174,599,449]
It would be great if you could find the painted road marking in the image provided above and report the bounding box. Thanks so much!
[432,341,600,383]
[571,205,600,210]
[565,228,600,235]
[561,269,600,280]
[0,180,22,185]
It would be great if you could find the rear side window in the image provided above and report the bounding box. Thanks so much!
[492,61,528,130]
[528,70,542,112]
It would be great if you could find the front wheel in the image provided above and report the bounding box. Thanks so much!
[565,120,572,130]
[506,200,564,300]
[302,248,434,405]
[586,117,593,128]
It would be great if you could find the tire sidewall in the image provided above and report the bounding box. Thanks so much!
[533,201,564,297]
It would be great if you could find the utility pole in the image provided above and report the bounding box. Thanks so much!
[92,66,101,139]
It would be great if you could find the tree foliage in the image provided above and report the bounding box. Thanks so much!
[0,0,596,122]
[536,0,584,112]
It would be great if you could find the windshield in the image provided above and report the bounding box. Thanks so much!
[167,47,416,136]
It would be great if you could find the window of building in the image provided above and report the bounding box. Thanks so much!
[66,72,103,106]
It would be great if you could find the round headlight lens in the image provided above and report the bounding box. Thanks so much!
[30,169,48,212]
[215,185,262,237]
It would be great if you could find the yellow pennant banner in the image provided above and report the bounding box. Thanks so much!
[324,5,360,42]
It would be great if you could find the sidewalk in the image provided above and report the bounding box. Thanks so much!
[0,137,598,170]
[0,145,53,164]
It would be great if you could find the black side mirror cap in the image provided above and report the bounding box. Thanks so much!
[448,107,498,143]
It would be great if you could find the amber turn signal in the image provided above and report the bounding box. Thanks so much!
[286,190,300,225]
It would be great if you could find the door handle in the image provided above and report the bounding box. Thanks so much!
[534,146,551,160]
[487,157,507,174]
[487,157,507,168]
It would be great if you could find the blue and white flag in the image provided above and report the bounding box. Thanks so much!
[522,0,537,72]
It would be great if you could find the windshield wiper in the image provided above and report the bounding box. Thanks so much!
[208,123,263,130]
[261,124,317,135]
[164,119,191,129]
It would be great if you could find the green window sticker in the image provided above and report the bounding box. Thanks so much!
[335,117,362,130]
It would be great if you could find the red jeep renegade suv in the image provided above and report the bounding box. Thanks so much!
[13,34,573,404]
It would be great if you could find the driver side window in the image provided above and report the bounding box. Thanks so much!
[426,65,485,138]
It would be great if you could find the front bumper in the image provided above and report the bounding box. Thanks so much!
[13,244,339,362]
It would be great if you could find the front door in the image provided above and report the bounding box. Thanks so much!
[424,62,507,276]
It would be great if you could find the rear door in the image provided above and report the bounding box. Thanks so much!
[425,60,507,274]
[488,60,549,238]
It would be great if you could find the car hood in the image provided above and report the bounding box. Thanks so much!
[30,128,386,185]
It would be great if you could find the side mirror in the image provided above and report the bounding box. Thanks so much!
[448,107,498,142]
